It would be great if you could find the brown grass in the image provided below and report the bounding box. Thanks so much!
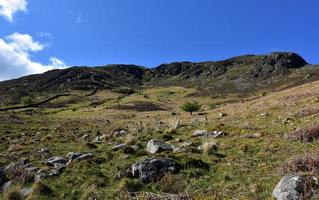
[295,108,319,118]
[286,124,319,142]
[282,152,319,174]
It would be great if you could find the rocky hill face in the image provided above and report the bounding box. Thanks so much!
[0,52,315,99]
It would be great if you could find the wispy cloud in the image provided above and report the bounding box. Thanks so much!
[0,33,68,81]
[75,16,82,24]
[0,0,27,22]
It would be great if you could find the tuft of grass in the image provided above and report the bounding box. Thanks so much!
[117,178,143,193]
[282,152,319,174]
[31,180,52,196]
[286,124,319,142]
[3,186,23,200]
[201,139,218,155]
[80,184,99,200]
[124,134,137,145]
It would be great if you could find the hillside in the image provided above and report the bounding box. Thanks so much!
[1,52,318,103]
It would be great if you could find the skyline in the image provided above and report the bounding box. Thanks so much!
[0,0,318,81]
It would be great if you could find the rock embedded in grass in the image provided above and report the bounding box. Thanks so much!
[45,157,67,166]
[146,139,173,154]
[112,144,127,151]
[192,130,227,138]
[273,175,319,200]
[131,157,181,183]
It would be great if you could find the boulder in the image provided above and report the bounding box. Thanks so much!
[146,139,173,154]
[273,175,319,200]
[131,158,181,183]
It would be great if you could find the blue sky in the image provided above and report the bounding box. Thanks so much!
[0,0,318,80]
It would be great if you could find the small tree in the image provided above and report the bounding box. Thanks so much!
[180,101,201,116]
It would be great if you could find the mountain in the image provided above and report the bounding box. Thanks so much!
[0,52,317,101]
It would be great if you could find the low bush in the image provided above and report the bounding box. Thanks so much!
[282,152,319,173]
[286,124,319,142]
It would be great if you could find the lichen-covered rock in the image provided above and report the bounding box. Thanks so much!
[273,175,319,200]
[131,157,180,183]
[146,139,173,154]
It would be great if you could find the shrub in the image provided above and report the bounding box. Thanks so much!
[21,96,33,105]
[286,124,319,142]
[282,152,319,174]
[180,101,201,115]
[115,87,135,94]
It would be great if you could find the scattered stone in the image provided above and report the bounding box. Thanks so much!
[273,175,319,200]
[192,130,227,138]
[45,157,67,166]
[113,129,127,137]
[131,158,181,183]
[192,130,209,137]
[260,112,269,117]
[146,139,173,154]
[112,144,127,151]
[219,112,227,117]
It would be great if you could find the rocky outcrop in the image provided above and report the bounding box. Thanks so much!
[250,52,308,79]
[131,158,181,183]
[273,175,319,200]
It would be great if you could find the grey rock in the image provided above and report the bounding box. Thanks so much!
[131,158,180,183]
[273,175,319,200]
[192,130,227,138]
[192,130,209,137]
[66,152,83,160]
[45,156,67,166]
[146,139,173,154]
[112,144,127,151]
[73,153,93,161]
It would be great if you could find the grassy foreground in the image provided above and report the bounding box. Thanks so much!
[1,82,319,199]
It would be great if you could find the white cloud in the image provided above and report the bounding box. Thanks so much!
[0,33,68,81]
[0,0,27,22]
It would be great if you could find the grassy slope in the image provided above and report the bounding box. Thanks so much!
[1,81,319,199]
